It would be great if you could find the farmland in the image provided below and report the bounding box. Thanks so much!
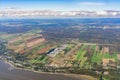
[6,29,46,54]
[0,29,120,80]
[0,18,120,80]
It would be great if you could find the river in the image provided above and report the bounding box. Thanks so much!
[0,60,90,80]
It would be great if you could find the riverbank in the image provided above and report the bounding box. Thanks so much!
[3,60,98,80]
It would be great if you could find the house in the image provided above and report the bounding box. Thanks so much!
[48,44,67,57]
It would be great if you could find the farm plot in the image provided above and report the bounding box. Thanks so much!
[74,44,88,67]
[27,44,47,59]
[26,38,45,47]
[30,55,48,64]
[91,45,103,63]
[104,52,118,62]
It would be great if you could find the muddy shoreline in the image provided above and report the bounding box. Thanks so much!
[0,60,97,80]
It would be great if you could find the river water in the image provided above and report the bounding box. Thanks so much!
[0,60,83,80]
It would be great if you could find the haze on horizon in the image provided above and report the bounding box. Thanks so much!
[0,0,120,11]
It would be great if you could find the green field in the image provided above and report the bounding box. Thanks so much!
[30,55,48,63]
[104,52,118,62]
[75,44,87,67]
[91,45,103,63]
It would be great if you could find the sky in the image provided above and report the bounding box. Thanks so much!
[0,0,120,11]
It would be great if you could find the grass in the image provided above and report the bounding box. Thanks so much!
[0,29,42,41]
[13,40,24,46]
[91,45,97,63]
[31,44,46,54]
[1,33,20,40]
[91,45,103,63]
[41,56,48,63]
[30,55,48,63]
[104,52,118,62]
[92,51,103,63]
[80,57,87,67]
[30,55,43,63]
[76,45,87,60]
[111,53,118,62]
[104,53,110,58]
[75,45,87,67]
[91,44,96,50]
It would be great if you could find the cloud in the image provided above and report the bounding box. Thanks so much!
[79,2,105,6]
